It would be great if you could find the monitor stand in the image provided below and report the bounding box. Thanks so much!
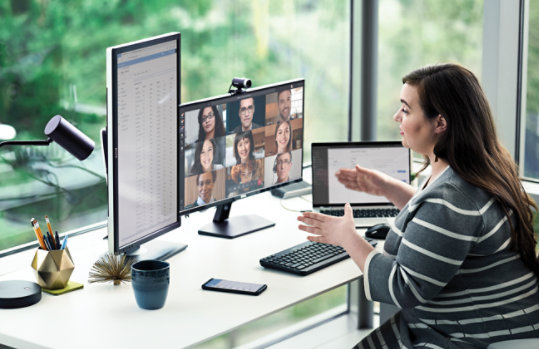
[125,240,188,262]
[198,202,275,239]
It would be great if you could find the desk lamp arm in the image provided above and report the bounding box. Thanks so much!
[0,138,53,148]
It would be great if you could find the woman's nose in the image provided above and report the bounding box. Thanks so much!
[393,110,401,123]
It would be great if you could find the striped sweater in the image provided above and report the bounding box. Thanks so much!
[362,166,539,348]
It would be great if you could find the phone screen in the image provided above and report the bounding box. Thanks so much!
[202,278,267,295]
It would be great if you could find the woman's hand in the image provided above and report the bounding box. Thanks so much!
[298,203,375,271]
[336,165,390,197]
[298,203,357,248]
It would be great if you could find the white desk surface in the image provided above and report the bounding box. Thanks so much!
[0,192,363,349]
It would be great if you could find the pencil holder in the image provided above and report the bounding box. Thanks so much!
[31,248,74,290]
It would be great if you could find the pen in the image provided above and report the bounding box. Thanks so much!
[46,232,55,250]
[43,235,52,250]
[45,216,56,247]
[60,234,69,250]
[55,231,60,249]
[31,218,47,250]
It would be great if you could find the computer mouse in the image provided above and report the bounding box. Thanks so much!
[364,223,390,240]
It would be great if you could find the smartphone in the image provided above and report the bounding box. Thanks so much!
[201,278,267,296]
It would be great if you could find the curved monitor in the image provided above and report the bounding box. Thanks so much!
[180,79,305,238]
[106,32,186,260]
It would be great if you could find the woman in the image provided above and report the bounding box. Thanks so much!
[238,160,258,184]
[190,138,223,175]
[233,130,255,165]
[197,105,225,141]
[230,130,256,183]
[298,64,539,348]
[274,120,292,154]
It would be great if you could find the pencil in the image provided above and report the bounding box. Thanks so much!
[45,216,57,248]
[31,218,47,250]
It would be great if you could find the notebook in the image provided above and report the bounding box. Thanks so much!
[311,142,411,227]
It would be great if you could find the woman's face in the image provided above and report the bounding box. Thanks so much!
[275,122,290,152]
[239,163,254,184]
[237,137,251,163]
[393,83,438,156]
[201,107,215,135]
[200,140,214,171]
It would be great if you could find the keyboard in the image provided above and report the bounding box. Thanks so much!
[320,207,399,218]
[260,239,377,276]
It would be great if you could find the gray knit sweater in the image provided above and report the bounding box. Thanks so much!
[362,166,539,348]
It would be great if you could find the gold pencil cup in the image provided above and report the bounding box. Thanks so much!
[31,248,75,290]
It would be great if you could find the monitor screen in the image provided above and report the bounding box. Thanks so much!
[106,32,186,260]
[179,79,305,237]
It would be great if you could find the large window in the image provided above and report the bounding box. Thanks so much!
[0,0,350,252]
[376,0,483,140]
[524,1,539,180]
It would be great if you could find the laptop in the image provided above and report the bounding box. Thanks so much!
[311,142,411,227]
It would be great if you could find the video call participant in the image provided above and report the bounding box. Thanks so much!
[230,131,263,189]
[274,151,292,184]
[274,120,292,154]
[185,171,216,209]
[238,160,260,184]
[277,87,292,122]
[227,158,264,197]
[233,130,255,164]
[229,130,256,182]
[197,105,225,141]
[190,138,223,175]
[233,97,261,133]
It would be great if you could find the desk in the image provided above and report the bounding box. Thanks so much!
[0,192,368,349]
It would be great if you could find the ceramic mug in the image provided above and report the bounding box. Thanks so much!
[131,260,170,310]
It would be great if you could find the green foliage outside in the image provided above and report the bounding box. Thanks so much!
[377,0,483,141]
[525,1,539,179]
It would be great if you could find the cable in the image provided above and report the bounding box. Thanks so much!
[278,194,312,212]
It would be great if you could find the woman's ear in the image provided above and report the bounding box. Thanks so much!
[435,114,447,134]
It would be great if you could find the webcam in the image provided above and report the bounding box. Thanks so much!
[228,77,252,95]
[232,77,251,89]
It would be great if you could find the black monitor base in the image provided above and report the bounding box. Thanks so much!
[125,240,188,262]
[198,214,275,239]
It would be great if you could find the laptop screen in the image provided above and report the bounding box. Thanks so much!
[311,142,411,207]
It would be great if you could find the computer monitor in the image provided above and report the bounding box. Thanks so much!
[106,32,186,261]
[180,79,305,238]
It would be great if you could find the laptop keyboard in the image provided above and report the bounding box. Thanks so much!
[260,239,377,276]
[320,207,399,218]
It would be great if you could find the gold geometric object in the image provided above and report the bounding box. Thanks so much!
[31,247,74,290]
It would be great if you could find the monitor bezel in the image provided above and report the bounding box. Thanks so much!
[106,32,181,255]
[179,78,305,216]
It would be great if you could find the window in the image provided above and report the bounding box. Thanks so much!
[0,0,350,252]
[376,0,484,141]
[524,0,539,180]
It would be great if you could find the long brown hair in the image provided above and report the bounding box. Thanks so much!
[403,64,538,277]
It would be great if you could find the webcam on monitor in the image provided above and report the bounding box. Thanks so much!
[229,77,252,95]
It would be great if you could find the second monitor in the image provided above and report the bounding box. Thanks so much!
[180,79,305,238]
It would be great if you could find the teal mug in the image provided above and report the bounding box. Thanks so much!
[131,260,170,310]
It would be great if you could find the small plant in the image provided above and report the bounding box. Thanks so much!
[88,253,134,286]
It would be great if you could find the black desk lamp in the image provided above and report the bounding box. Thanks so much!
[0,115,95,308]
